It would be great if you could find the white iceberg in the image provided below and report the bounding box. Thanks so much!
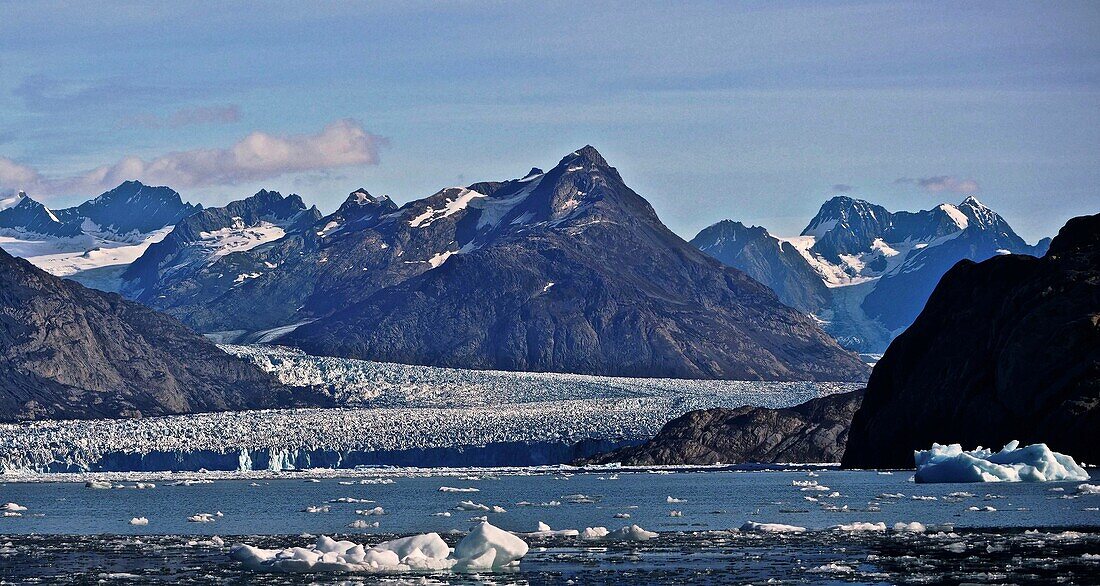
[579,524,658,541]
[525,521,580,537]
[1077,484,1100,495]
[229,522,527,574]
[831,522,886,532]
[914,441,1089,483]
[1,503,27,512]
[129,517,149,526]
[739,521,806,533]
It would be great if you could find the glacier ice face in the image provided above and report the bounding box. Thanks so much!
[913,441,1089,483]
[228,521,527,574]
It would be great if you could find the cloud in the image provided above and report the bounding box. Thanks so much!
[120,105,242,129]
[0,119,387,198]
[831,184,854,193]
[895,175,980,194]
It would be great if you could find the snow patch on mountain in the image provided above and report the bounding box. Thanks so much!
[409,188,487,228]
[197,222,287,262]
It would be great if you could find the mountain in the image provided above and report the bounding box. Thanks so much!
[120,189,322,331]
[0,246,297,422]
[0,192,82,237]
[691,220,830,314]
[695,195,1047,352]
[580,390,864,465]
[53,180,201,235]
[124,146,869,381]
[0,182,202,293]
[842,213,1100,469]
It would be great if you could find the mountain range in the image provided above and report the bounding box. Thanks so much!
[113,146,868,380]
[692,195,1049,352]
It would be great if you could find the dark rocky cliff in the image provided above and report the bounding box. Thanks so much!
[842,213,1100,468]
[579,390,864,465]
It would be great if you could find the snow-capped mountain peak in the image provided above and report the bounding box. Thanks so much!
[0,191,27,211]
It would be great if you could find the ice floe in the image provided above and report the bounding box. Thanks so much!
[739,521,806,533]
[129,517,149,526]
[831,522,886,532]
[230,522,527,574]
[914,441,1089,483]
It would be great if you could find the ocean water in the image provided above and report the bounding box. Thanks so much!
[1,469,1098,583]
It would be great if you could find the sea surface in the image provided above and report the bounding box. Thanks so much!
[1,468,1098,584]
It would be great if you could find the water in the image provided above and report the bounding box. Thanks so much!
[1,469,1098,583]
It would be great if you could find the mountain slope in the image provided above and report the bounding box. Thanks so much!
[283,147,869,381]
[691,220,829,314]
[0,192,82,237]
[0,247,295,422]
[696,195,1047,352]
[842,213,1100,469]
[53,180,201,235]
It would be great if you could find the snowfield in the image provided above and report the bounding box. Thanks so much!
[0,345,858,473]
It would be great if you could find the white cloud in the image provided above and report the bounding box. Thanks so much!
[0,119,386,198]
[895,175,980,194]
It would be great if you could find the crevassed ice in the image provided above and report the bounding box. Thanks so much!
[913,441,1089,483]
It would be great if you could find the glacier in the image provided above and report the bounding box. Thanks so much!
[0,345,857,473]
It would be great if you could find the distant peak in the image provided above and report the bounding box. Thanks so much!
[347,188,391,206]
[521,167,544,180]
[558,145,609,169]
[959,195,986,208]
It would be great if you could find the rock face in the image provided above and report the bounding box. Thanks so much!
[123,146,868,381]
[691,220,829,314]
[0,247,295,422]
[695,195,1048,352]
[842,213,1100,469]
[580,390,864,465]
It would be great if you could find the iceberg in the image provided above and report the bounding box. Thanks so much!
[913,441,1089,483]
[229,521,527,574]
[739,521,806,533]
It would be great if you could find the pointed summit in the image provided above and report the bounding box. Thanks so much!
[558,145,609,169]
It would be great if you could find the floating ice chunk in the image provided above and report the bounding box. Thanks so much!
[188,513,216,523]
[439,487,479,493]
[581,527,610,540]
[456,501,490,512]
[85,480,112,489]
[229,522,525,573]
[432,512,452,517]
[967,506,997,512]
[129,517,149,526]
[133,482,156,489]
[1077,484,1100,495]
[807,563,855,574]
[666,496,685,503]
[303,505,330,513]
[946,491,974,498]
[669,510,683,517]
[525,522,580,537]
[609,524,659,541]
[355,507,385,516]
[739,521,806,533]
[1,503,27,512]
[452,522,529,571]
[893,522,927,533]
[914,441,1089,483]
[1083,553,1100,561]
[348,520,378,529]
[613,513,631,518]
[831,522,886,532]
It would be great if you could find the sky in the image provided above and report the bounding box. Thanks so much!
[1,1,1098,242]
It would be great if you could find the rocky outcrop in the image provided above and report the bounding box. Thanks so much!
[0,247,300,422]
[842,213,1100,469]
[579,390,864,465]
